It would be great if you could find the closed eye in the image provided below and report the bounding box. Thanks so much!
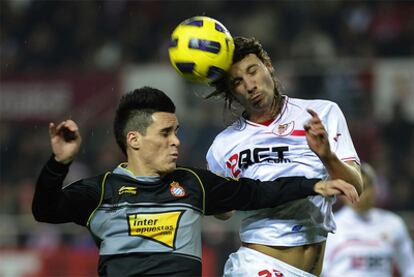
[247,65,258,75]
[160,125,179,137]
[231,78,241,88]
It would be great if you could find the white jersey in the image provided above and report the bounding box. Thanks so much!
[322,207,414,277]
[206,96,359,246]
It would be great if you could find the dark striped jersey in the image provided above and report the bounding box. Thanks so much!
[32,156,319,276]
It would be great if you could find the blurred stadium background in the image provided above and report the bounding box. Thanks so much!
[1,1,413,276]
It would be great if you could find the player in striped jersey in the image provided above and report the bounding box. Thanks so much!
[207,37,363,276]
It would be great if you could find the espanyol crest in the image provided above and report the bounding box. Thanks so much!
[169,182,186,198]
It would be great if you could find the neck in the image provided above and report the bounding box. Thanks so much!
[126,157,160,177]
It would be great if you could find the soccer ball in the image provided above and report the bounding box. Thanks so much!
[168,16,235,83]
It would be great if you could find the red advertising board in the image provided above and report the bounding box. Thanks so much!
[0,246,218,276]
[1,72,120,122]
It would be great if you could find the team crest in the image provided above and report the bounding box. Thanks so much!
[169,182,186,198]
[273,121,295,136]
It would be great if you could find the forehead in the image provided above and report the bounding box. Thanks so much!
[149,112,178,129]
[228,53,262,77]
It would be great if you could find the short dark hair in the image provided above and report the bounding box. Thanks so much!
[113,86,176,155]
[209,37,281,109]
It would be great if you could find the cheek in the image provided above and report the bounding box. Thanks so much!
[143,140,162,157]
[261,73,274,89]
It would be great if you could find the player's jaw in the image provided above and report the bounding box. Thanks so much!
[247,78,276,113]
[156,149,179,175]
[246,89,274,113]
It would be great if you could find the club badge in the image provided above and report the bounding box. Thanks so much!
[273,121,295,136]
[169,182,186,198]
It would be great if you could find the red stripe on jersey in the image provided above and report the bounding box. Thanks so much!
[291,130,306,136]
[341,157,360,163]
[257,118,275,126]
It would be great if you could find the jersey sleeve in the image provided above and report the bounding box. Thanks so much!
[192,168,319,215]
[206,140,226,175]
[392,216,414,276]
[325,102,360,164]
[32,155,101,226]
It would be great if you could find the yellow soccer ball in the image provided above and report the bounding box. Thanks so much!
[168,16,235,83]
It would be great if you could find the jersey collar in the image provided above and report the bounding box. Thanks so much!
[113,163,161,182]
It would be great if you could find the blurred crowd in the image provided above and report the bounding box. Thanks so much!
[1,0,414,74]
[1,0,413,274]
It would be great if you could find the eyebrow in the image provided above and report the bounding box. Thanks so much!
[160,124,179,133]
[230,63,258,79]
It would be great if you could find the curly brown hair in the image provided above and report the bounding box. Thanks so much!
[208,37,282,111]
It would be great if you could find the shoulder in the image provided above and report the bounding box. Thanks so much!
[289,98,347,126]
[372,208,406,227]
[173,166,201,176]
[215,118,246,139]
[173,166,223,184]
[171,167,213,197]
[208,119,244,151]
[172,166,208,182]
[63,173,108,190]
[288,97,340,112]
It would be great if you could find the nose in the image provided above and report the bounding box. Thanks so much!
[244,77,257,94]
[171,134,180,147]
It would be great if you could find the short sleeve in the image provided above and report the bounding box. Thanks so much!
[324,103,360,164]
[206,141,227,176]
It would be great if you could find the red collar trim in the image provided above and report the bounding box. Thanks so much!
[257,118,275,126]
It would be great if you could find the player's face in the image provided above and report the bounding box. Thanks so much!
[227,53,275,117]
[138,112,180,175]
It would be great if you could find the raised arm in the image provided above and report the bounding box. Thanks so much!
[32,120,100,225]
[49,120,82,164]
[304,109,363,195]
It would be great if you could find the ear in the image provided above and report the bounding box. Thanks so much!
[126,131,141,151]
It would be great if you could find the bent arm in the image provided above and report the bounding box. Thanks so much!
[305,109,363,195]
[322,157,363,195]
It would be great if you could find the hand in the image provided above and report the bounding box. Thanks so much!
[49,120,82,164]
[304,109,332,161]
[314,179,359,204]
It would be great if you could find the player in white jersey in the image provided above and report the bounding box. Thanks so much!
[322,163,414,277]
[207,37,363,276]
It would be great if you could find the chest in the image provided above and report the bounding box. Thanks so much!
[221,125,325,179]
